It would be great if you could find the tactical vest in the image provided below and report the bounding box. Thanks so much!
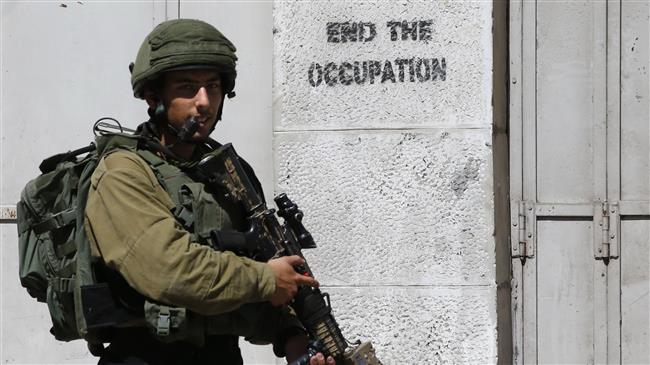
[137,148,244,247]
[103,142,264,345]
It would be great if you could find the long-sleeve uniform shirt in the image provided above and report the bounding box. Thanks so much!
[84,149,302,359]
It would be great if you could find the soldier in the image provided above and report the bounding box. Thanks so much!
[84,19,335,365]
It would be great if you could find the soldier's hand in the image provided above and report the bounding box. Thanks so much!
[267,255,318,306]
[284,334,335,365]
[310,353,335,365]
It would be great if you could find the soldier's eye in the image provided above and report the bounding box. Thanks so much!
[206,82,221,90]
[178,83,195,90]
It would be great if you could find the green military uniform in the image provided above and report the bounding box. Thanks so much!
[84,141,304,364]
[85,149,275,313]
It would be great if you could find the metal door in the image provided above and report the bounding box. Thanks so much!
[509,0,649,363]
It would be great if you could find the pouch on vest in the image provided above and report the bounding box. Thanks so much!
[143,300,206,346]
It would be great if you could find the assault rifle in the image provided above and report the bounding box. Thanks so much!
[194,143,382,365]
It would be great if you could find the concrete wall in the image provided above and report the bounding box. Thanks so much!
[273,1,497,363]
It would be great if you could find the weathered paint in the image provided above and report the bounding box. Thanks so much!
[273,0,492,131]
[0,206,17,221]
[307,58,447,87]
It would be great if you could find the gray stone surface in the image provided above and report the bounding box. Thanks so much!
[273,2,496,361]
[325,286,497,364]
[274,130,494,286]
[273,0,492,130]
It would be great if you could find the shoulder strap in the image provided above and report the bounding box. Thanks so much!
[94,133,142,157]
[39,144,96,174]
[135,149,182,192]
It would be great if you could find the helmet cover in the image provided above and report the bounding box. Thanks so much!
[130,19,237,98]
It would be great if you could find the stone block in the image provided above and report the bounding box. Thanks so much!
[274,130,494,286]
[273,0,492,130]
[324,286,497,364]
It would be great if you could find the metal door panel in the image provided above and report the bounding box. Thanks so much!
[617,1,650,363]
[510,0,623,363]
[605,4,623,361]
[621,221,650,364]
[620,0,649,202]
[536,1,599,204]
[511,261,524,364]
[521,256,537,363]
[0,1,168,206]
[536,220,602,364]
[522,0,537,205]
[606,238,622,364]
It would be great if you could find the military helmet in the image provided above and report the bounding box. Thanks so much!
[130,19,237,99]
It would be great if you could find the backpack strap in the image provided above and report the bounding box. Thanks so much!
[135,149,180,193]
[32,208,77,235]
[54,240,77,259]
[50,277,76,293]
[94,133,141,157]
[39,144,95,174]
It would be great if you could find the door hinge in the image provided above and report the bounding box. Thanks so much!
[594,201,619,261]
[511,200,535,261]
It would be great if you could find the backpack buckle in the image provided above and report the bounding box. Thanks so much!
[155,305,185,336]
[33,208,76,234]
[144,301,187,338]
[50,277,75,293]
[157,310,171,336]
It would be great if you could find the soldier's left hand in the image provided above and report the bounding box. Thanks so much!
[310,352,335,365]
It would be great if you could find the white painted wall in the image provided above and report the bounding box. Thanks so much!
[273,1,496,363]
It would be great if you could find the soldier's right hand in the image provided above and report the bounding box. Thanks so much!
[268,255,319,306]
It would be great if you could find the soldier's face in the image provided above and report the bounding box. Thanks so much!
[157,69,223,140]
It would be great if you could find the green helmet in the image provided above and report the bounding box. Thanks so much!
[130,19,237,99]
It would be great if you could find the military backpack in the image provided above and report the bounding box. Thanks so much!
[16,130,148,342]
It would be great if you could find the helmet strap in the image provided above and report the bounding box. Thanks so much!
[154,102,166,119]
[147,101,195,147]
